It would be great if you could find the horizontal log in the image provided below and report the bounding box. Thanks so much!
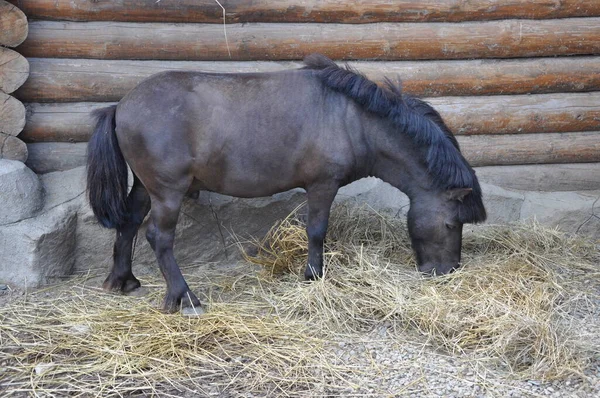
[475,163,600,192]
[0,93,26,136]
[20,102,104,143]
[0,0,28,47]
[7,0,600,23]
[458,132,600,166]
[427,93,600,136]
[0,132,27,162]
[14,57,600,103]
[17,19,600,61]
[0,47,29,94]
[26,142,85,174]
[25,132,600,174]
[19,93,600,143]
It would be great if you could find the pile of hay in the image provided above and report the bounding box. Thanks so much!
[247,205,599,376]
[1,204,598,396]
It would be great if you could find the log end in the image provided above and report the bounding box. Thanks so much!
[0,47,29,94]
[0,93,26,136]
[0,0,28,47]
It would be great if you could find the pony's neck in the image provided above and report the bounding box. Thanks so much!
[368,124,436,202]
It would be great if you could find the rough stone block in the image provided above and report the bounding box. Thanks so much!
[74,189,307,274]
[480,183,525,223]
[39,166,86,211]
[0,159,43,225]
[0,133,28,162]
[338,177,410,216]
[0,203,78,288]
[521,190,600,239]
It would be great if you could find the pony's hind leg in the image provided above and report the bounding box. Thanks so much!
[103,175,151,293]
[147,189,202,313]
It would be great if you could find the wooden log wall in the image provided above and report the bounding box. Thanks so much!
[7,0,600,191]
[0,0,28,162]
[9,0,600,23]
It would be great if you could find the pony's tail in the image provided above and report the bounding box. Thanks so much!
[86,105,129,229]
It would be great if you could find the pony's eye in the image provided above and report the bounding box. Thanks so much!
[445,222,457,230]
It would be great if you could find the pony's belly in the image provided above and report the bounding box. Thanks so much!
[190,176,303,199]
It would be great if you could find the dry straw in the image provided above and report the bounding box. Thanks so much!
[1,204,598,396]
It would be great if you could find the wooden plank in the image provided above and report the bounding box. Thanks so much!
[0,0,28,47]
[20,102,107,143]
[0,47,29,94]
[15,59,302,103]
[458,132,600,166]
[7,0,600,23]
[0,132,27,162]
[19,93,600,142]
[14,57,600,103]
[25,142,86,174]
[427,93,600,136]
[474,163,600,192]
[17,19,600,61]
[24,132,600,174]
[0,93,26,136]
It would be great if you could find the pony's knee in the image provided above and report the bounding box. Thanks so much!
[150,227,176,255]
[146,224,157,251]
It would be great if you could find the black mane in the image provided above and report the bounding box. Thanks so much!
[304,53,486,223]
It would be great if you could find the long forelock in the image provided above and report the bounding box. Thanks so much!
[304,54,486,223]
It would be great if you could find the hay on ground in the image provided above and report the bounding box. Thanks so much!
[1,204,598,396]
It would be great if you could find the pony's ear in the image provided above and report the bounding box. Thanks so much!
[446,188,472,202]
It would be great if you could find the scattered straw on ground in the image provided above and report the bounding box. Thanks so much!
[1,204,598,397]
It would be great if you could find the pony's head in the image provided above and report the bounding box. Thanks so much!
[407,188,475,275]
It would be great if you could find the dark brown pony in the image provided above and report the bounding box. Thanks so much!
[87,54,486,313]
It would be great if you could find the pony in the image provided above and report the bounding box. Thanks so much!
[87,54,486,313]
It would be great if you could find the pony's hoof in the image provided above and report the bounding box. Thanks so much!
[103,273,141,293]
[304,265,323,281]
[162,289,203,314]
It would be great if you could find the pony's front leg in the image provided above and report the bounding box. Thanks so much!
[305,183,339,280]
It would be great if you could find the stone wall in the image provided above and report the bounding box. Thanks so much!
[1,160,598,290]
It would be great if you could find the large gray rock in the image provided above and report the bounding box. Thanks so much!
[337,177,410,216]
[35,166,114,274]
[0,203,78,288]
[0,166,87,288]
[475,164,600,192]
[0,159,43,225]
[480,183,525,224]
[39,166,87,211]
[0,133,28,162]
[74,189,307,275]
[75,204,115,273]
[521,190,600,239]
